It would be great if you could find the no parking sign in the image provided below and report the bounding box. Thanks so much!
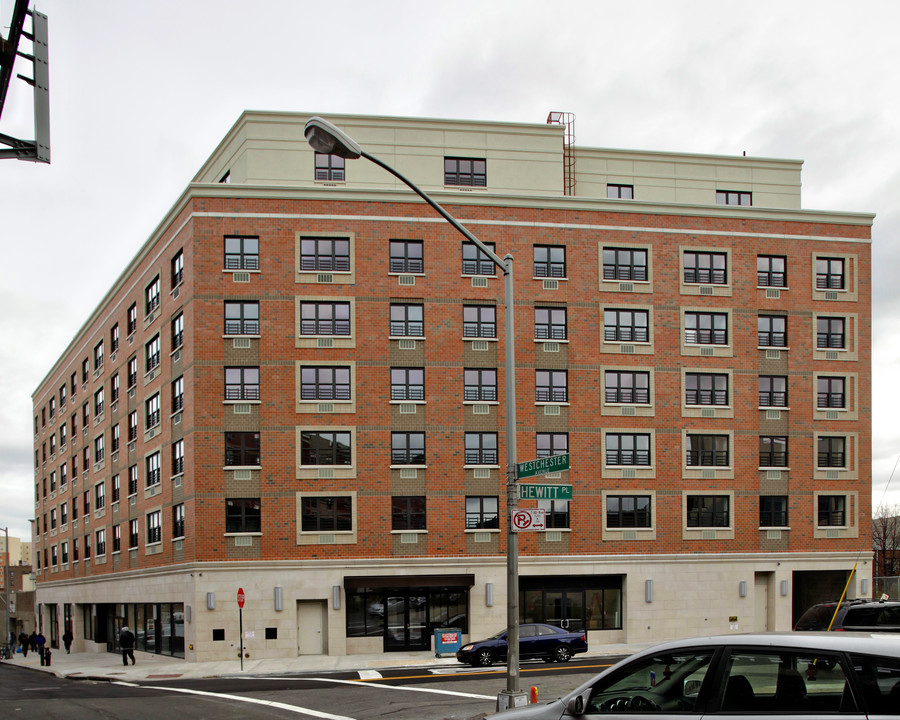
[512,509,546,532]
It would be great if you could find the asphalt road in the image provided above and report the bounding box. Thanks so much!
[0,656,624,720]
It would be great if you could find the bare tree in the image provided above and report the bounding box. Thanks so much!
[872,504,900,580]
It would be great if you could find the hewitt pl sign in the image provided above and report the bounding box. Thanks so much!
[516,453,570,479]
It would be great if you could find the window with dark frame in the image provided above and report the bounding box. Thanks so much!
[537,499,570,528]
[605,370,650,404]
[816,257,845,290]
[684,311,728,345]
[145,334,160,372]
[685,372,728,406]
[817,495,846,526]
[465,496,498,529]
[226,498,261,533]
[301,496,352,532]
[171,249,184,288]
[389,303,424,337]
[300,301,351,336]
[314,152,345,181]
[111,424,119,453]
[606,433,651,466]
[534,307,567,340]
[683,251,727,284]
[758,315,787,347]
[94,388,104,417]
[687,495,730,527]
[300,237,351,272]
[535,369,568,403]
[94,482,106,511]
[146,510,162,544]
[225,367,260,400]
[111,373,119,404]
[462,241,496,276]
[391,432,425,465]
[111,473,120,502]
[172,376,184,413]
[463,368,496,402]
[127,411,137,442]
[389,240,423,274]
[463,305,496,338]
[817,376,845,409]
[533,245,566,278]
[817,317,846,349]
[145,393,160,429]
[112,526,120,553]
[606,495,651,528]
[224,236,259,270]
[145,276,160,316]
[444,157,486,187]
[536,432,568,458]
[759,436,788,467]
[94,340,104,370]
[95,528,106,556]
[759,495,788,527]
[757,255,786,287]
[300,431,351,465]
[127,303,137,335]
[128,465,138,496]
[604,309,649,342]
[110,324,119,354]
[173,503,185,538]
[686,434,729,466]
[390,367,424,401]
[171,313,184,349]
[465,432,498,465]
[146,452,161,488]
[224,301,260,335]
[225,432,261,466]
[172,439,184,476]
[716,190,751,206]
[603,247,647,281]
[127,356,137,388]
[607,184,634,199]
[392,495,426,531]
[759,375,788,407]
[817,436,846,468]
[129,518,139,548]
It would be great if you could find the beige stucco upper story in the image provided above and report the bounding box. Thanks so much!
[194,110,803,209]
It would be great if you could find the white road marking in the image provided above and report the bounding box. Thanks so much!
[258,676,494,700]
[357,670,382,680]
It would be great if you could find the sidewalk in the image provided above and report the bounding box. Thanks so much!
[1,642,649,683]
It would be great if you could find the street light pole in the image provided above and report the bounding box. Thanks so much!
[2,526,10,649]
[304,118,526,708]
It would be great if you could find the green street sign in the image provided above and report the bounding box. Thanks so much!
[518,483,573,501]
[516,453,570,479]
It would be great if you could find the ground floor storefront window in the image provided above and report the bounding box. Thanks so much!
[85,602,185,658]
[520,574,623,631]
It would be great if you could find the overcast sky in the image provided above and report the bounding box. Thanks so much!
[2,0,898,540]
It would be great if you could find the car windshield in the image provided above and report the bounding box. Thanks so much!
[488,629,508,640]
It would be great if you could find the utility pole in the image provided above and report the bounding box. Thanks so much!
[2,526,10,648]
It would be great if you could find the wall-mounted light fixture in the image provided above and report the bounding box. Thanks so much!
[739,581,748,598]
[645,579,653,603]
[332,585,341,610]
[206,592,215,610]
[274,586,283,612]
[486,582,494,607]
[186,605,192,624]
[860,578,869,596]
[780,580,789,597]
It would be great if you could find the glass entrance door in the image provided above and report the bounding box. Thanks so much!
[384,593,429,651]
[546,590,584,629]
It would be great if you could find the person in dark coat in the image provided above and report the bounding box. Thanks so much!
[28,630,36,652]
[18,631,28,657]
[119,626,136,666]
[35,632,46,665]
[62,627,73,654]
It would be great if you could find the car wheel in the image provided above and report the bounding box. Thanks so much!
[475,648,494,666]
[554,644,572,663]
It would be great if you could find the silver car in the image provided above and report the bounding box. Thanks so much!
[489,632,900,718]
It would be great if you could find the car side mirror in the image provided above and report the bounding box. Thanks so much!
[684,679,702,696]
[566,693,586,716]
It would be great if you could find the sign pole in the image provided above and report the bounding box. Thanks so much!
[237,587,245,671]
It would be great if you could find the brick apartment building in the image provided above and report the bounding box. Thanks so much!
[31,111,873,661]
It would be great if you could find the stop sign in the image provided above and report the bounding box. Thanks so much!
[237,587,245,608]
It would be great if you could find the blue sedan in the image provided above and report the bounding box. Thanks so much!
[457,623,588,666]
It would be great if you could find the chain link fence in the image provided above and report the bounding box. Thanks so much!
[873,576,899,599]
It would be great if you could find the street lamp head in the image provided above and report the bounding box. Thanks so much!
[304,117,362,160]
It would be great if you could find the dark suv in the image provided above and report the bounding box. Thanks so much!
[795,598,900,631]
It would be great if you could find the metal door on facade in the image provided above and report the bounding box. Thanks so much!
[546,590,585,629]
[384,593,429,651]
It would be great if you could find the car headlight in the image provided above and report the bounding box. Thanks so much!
[460,644,473,651]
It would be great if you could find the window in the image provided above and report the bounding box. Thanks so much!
[111,373,119,404]
[462,241,496,276]
[129,518,139,548]
[757,255,786,287]
[172,439,184,476]
[684,311,728,345]
[817,317,845,349]
[758,315,787,347]
[226,498,261,533]
[147,510,162,544]
[389,303,424,337]
[687,495,730,527]
[314,152,345,181]
[82,403,89,428]
[534,307,567,340]
[50,434,57,456]
[300,237,350,272]
[604,309,649,342]
[93,341,104,371]
[112,525,121,553]
[536,433,568,458]
[817,436,846,468]
[300,431,350,465]
[127,303,137,335]
[225,432,261,466]
[60,423,67,448]
[127,356,137,388]
[60,501,67,525]
[465,496,498,529]
[224,236,259,270]
[760,495,788,527]
[683,251,727,284]
[392,496,426,531]
[535,369,567,403]
[603,247,647,281]
[462,305,496,338]
[301,496,351,532]
[818,495,846,526]
[391,432,425,465]
[607,495,651,528]
[173,503,185,538]
[111,474,120,503]
[145,334,161,372]
[606,433,651,466]
[605,370,650,404]
[50,507,57,529]
[93,435,104,464]
[533,245,566,278]
[127,411,138,442]
[816,257,844,290]
[171,249,184,287]
[299,301,350,336]
[145,276,162,317]
[390,367,424,401]
[685,372,728,406]
[444,157,486,187]
[716,190,751,206]
[145,393,160,429]
[146,452,161,488]
[172,376,184,413]
[82,358,89,383]
[465,432,498,465]
[299,366,350,401]
[759,436,788,467]
[607,184,633,199]
[71,538,78,562]
[171,313,184,349]
[59,383,66,408]
[225,367,260,400]
[389,240,423,274]
[537,499,570,528]
[61,541,69,564]
[759,375,787,407]
[83,489,90,514]
[686,434,729,466]
[463,368,496,402]
[95,528,106,556]
[128,465,138,496]
[224,301,260,335]
[94,388,104,417]
[111,424,120,453]
[817,376,845,409]
[71,371,77,395]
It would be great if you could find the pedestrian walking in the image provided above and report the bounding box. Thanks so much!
[18,631,28,657]
[28,630,36,652]
[119,626,136,666]
[62,627,73,654]
[35,632,46,665]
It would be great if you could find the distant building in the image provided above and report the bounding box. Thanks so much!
[31,112,873,661]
